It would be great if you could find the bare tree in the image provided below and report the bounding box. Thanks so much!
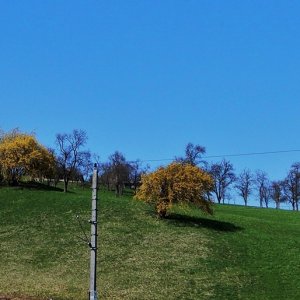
[282,163,300,211]
[129,160,149,194]
[255,170,271,208]
[78,151,93,182]
[176,143,206,166]
[55,129,89,192]
[235,169,253,206]
[99,162,113,190]
[69,151,93,186]
[207,159,236,204]
[108,151,130,197]
[270,181,284,209]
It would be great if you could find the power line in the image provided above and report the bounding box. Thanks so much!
[204,149,300,159]
[132,149,300,164]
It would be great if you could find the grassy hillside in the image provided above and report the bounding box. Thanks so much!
[0,185,300,299]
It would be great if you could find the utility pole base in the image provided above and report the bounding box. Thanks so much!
[89,290,98,300]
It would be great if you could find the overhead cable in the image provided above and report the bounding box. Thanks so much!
[130,149,300,164]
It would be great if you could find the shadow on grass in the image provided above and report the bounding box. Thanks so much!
[18,181,64,192]
[166,213,243,232]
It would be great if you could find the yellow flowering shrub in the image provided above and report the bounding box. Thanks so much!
[0,132,55,184]
[135,162,214,217]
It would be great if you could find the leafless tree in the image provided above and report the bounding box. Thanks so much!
[207,159,236,204]
[255,170,271,208]
[128,160,149,194]
[55,129,89,192]
[78,151,93,182]
[235,169,254,206]
[176,143,206,166]
[99,162,113,190]
[282,163,300,211]
[270,181,284,209]
[108,151,131,196]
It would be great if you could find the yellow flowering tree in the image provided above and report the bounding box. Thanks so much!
[0,131,55,184]
[135,162,214,218]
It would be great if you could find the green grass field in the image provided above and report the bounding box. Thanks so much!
[0,184,300,299]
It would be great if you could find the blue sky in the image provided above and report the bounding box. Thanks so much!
[1,0,300,181]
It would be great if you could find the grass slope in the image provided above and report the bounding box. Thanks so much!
[0,185,300,299]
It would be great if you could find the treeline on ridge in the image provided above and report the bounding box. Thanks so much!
[0,128,299,212]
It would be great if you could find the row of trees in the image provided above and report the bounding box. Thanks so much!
[0,128,92,192]
[207,160,300,211]
[1,128,299,211]
[0,128,147,194]
[174,143,300,211]
[106,142,300,215]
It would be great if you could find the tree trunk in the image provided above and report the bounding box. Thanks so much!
[158,210,167,218]
[264,198,269,208]
[115,184,120,197]
[64,178,69,193]
[292,201,295,210]
[156,204,167,218]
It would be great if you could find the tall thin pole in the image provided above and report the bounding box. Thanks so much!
[89,163,98,300]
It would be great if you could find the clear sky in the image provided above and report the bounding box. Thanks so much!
[1,0,300,181]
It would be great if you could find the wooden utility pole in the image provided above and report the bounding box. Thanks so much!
[89,163,98,300]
